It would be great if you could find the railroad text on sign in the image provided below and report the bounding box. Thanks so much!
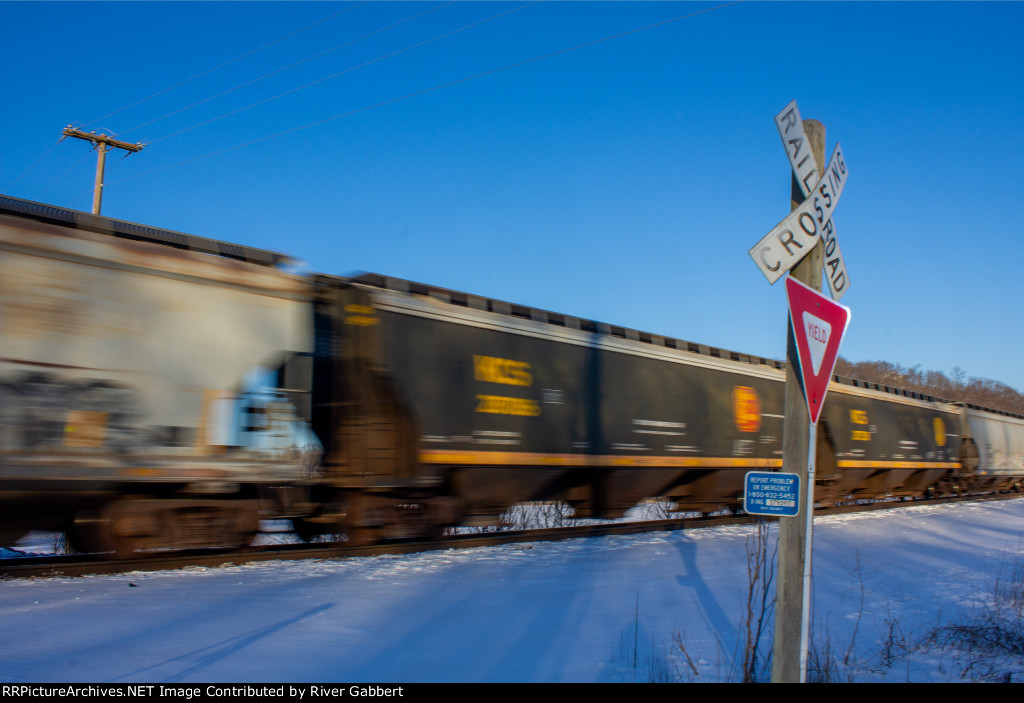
[774,101,850,299]
[775,100,820,197]
[748,142,848,284]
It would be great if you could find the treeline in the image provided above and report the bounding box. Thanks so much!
[834,359,1024,416]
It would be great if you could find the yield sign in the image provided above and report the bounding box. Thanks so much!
[785,276,851,425]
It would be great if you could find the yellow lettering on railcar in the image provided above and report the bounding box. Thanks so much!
[344,303,378,326]
[733,386,762,433]
[934,417,946,447]
[474,355,533,386]
[850,409,871,441]
[475,395,541,416]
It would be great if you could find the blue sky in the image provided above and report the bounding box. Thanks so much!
[4,1,1023,391]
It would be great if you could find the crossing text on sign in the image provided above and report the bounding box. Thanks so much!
[748,142,848,284]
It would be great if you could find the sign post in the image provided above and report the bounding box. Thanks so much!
[745,101,853,683]
[765,114,825,685]
[783,275,851,680]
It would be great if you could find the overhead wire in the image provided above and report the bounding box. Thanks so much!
[4,139,62,192]
[144,0,531,146]
[40,148,93,198]
[121,1,457,139]
[83,1,370,129]
[112,1,742,185]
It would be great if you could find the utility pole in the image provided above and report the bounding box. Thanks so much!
[60,127,144,215]
[748,100,851,683]
[771,119,825,683]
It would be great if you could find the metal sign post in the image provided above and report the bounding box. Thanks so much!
[799,419,817,677]
[784,275,851,678]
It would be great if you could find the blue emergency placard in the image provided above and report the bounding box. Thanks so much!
[744,471,800,517]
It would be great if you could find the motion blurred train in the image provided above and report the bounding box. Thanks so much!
[1,194,1022,558]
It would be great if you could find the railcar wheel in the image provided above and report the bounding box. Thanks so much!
[73,497,259,558]
[73,499,151,560]
[422,523,447,543]
[234,504,260,551]
[292,518,323,543]
[344,524,379,547]
[342,495,383,547]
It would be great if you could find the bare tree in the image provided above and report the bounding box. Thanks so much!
[835,358,1024,416]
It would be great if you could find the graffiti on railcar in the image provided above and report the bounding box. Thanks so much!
[0,367,312,456]
[0,371,144,452]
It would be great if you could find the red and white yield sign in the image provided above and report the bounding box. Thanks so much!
[785,276,851,424]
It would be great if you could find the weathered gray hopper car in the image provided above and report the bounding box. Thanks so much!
[0,195,313,556]
[961,406,1024,491]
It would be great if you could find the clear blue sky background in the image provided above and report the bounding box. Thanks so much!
[3,1,1022,391]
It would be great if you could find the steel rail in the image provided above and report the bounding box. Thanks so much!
[2,493,1020,580]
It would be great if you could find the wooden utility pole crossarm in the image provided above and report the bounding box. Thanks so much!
[60,126,144,215]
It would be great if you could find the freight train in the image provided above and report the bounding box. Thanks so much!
[1,194,1021,558]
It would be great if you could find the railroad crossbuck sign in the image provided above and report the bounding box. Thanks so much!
[785,276,851,425]
[774,100,850,300]
[748,102,849,291]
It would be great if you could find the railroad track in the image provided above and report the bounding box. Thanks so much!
[3,493,1020,579]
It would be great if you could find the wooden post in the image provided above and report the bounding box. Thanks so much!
[771,118,825,683]
[92,140,108,216]
[60,127,144,215]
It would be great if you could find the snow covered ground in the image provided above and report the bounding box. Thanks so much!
[2,499,1023,683]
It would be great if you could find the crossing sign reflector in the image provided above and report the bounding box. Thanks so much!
[785,276,851,424]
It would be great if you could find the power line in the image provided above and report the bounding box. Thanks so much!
[4,139,62,191]
[145,0,533,146]
[83,1,369,129]
[40,149,93,198]
[113,1,742,185]
[125,1,458,140]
